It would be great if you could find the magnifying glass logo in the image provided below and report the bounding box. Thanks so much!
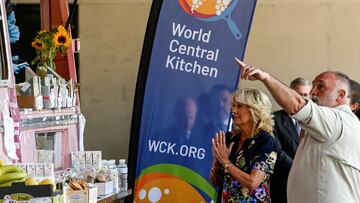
[179,0,243,40]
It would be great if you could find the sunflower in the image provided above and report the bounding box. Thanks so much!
[31,25,71,69]
[57,25,67,33]
[37,30,47,35]
[31,38,43,50]
[54,25,71,48]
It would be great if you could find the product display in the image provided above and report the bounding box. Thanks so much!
[0,165,27,187]
[0,1,134,202]
[0,155,130,203]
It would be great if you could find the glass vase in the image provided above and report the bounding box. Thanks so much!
[36,60,56,79]
[36,65,47,79]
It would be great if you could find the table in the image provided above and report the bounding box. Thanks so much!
[97,190,132,203]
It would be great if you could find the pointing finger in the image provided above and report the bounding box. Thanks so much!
[234,57,247,67]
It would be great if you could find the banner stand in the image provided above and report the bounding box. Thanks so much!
[127,1,164,202]
[127,0,257,202]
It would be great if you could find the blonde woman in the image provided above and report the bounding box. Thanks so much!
[210,88,277,203]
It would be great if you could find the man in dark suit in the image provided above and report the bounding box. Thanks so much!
[270,78,311,203]
[164,97,202,144]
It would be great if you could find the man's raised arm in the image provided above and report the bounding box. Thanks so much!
[235,58,306,115]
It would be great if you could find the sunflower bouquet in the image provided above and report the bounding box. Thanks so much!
[31,25,71,70]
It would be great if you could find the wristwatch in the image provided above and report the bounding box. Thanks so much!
[224,162,232,170]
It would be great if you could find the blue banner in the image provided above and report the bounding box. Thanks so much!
[131,0,256,202]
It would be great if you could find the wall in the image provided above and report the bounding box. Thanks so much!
[19,0,360,159]
[79,0,151,159]
[242,0,360,111]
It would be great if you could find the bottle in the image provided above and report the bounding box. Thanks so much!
[108,160,119,193]
[108,159,116,169]
[49,89,55,109]
[118,159,128,192]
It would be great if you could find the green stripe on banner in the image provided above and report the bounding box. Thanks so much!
[138,163,217,200]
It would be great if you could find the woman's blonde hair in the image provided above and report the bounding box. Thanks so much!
[232,88,274,134]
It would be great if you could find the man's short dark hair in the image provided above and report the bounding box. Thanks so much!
[290,77,310,89]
